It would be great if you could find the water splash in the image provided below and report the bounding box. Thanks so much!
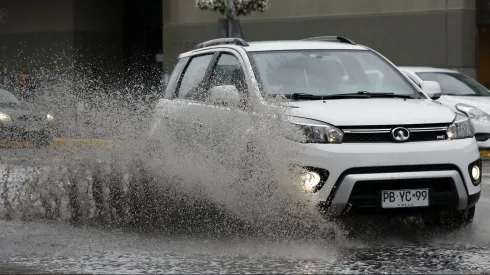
[0,49,343,241]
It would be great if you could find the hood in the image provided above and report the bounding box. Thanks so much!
[284,98,455,126]
[439,95,490,113]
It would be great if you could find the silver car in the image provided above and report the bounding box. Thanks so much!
[400,67,490,149]
[0,88,55,147]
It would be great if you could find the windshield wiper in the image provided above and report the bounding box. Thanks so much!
[282,92,414,100]
[283,93,370,100]
[443,93,479,96]
[355,91,415,99]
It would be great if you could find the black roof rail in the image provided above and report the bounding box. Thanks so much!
[194,38,249,49]
[302,36,357,45]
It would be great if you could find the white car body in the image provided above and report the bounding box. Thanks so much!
[400,67,490,149]
[148,37,481,224]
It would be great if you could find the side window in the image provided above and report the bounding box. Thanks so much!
[208,53,248,107]
[209,53,247,92]
[177,54,214,100]
[164,57,188,99]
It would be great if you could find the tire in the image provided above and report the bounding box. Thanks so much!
[424,206,475,228]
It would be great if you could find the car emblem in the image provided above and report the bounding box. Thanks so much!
[391,127,410,142]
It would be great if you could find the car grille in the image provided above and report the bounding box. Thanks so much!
[346,177,458,214]
[341,123,449,143]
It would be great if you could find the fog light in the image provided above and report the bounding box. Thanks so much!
[471,165,481,181]
[301,171,321,193]
[468,159,482,186]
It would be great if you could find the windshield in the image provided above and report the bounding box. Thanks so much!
[0,88,20,107]
[249,50,422,99]
[416,72,490,96]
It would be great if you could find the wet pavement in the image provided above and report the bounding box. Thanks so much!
[0,148,490,273]
[1,214,490,274]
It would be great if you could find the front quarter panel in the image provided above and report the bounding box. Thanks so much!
[147,98,189,141]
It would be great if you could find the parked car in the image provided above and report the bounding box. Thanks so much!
[0,88,54,147]
[399,67,490,149]
[148,37,481,227]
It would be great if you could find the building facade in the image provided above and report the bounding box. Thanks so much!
[0,0,163,91]
[164,0,490,87]
[0,0,488,89]
[0,0,163,138]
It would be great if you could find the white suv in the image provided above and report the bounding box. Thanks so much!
[148,36,481,227]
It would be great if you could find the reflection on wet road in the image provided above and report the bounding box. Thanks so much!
[1,149,490,273]
[1,214,490,274]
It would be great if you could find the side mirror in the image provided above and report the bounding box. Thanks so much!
[422,81,442,100]
[207,85,241,107]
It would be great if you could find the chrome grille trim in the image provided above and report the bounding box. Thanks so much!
[342,126,448,134]
[407,127,448,132]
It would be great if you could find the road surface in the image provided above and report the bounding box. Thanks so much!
[0,147,490,273]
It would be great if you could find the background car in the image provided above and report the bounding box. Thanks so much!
[399,67,490,149]
[0,88,55,147]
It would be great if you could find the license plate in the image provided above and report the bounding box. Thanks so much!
[381,189,429,208]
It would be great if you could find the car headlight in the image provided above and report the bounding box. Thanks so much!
[447,113,475,140]
[287,117,344,144]
[0,112,11,122]
[456,104,490,122]
[46,113,54,121]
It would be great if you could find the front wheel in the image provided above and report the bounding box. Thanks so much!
[424,206,475,228]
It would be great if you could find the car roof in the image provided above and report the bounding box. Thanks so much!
[180,40,368,58]
[245,40,367,51]
[399,66,459,74]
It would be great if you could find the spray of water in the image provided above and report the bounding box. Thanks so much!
[0,48,344,241]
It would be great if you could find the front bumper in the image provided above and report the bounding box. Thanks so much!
[292,138,481,216]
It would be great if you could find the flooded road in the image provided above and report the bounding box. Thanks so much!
[1,148,490,273]
[1,205,490,274]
